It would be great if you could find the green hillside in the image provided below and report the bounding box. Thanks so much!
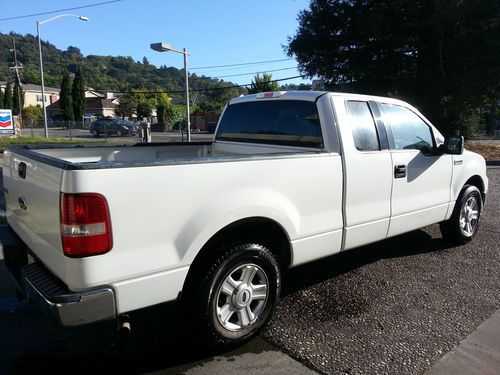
[0,32,242,102]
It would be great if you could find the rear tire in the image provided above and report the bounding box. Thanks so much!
[184,243,281,349]
[440,184,482,244]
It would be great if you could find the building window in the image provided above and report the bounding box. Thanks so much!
[36,94,47,103]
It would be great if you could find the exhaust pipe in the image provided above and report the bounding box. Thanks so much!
[118,314,131,337]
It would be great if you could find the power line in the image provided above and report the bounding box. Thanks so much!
[96,75,306,94]
[190,58,293,70]
[192,63,291,75]
[0,0,123,21]
[211,66,298,79]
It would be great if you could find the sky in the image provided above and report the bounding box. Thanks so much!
[0,0,312,86]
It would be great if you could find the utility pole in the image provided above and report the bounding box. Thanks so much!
[10,38,23,127]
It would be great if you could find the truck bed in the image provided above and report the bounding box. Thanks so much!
[10,141,322,170]
[3,140,339,303]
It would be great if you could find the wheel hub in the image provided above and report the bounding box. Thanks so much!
[233,285,253,308]
[215,263,269,331]
[460,196,479,236]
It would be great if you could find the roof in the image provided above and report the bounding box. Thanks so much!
[22,83,60,93]
[230,90,411,108]
[0,81,60,93]
[46,97,117,111]
[85,97,117,109]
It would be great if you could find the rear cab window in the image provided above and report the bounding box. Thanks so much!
[216,100,323,148]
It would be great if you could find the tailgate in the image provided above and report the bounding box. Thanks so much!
[3,150,64,265]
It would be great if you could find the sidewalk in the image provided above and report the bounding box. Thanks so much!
[425,308,500,375]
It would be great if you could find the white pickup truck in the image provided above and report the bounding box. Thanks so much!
[1,91,488,348]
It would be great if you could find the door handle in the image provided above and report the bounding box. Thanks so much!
[394,164,406,178]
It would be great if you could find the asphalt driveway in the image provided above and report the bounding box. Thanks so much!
[263,168,500,374]
[0,168,498,374]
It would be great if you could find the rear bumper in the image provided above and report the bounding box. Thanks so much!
[0,224,116,327]
[23,262,116,326]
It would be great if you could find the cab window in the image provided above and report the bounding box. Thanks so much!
[381,104,434,155]
[216,100,323,148]
[346,101,380,151]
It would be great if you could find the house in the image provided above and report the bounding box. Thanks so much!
[0,82,60,107]
[46,96,119,120]
[84,97,118,118]
[22,83,60,107]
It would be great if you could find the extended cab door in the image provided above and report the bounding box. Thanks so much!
[332,97,393,250]
[378,102,452,237]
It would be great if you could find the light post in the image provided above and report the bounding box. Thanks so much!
[37,14,89,138]
[150,42,191,142]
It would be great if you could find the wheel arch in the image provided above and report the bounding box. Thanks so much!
[464,175,486,202]
[181,217,292,296]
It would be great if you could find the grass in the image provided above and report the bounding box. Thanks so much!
[0,136,98,152]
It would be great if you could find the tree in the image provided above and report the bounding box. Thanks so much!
[142,56,150,65]
[72,66,86,121]
[287,0,500,135]
[12,77,24,115]
[168,105,186,131]
[248,73,280,94]
[115,94,137,118]
[59,72,74,120]
[156,101,168,131]
[0,32,246,109]
[0,85,4,108]
[22,104,43,121]
[157,99,185,131]
[3,81,13,110]
[202,84,242,111]
[136,100,153,120]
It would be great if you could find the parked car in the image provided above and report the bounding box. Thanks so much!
[1,91,488,350]
[90,118,139,137]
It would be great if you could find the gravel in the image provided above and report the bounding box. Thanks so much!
[262,168,500,375]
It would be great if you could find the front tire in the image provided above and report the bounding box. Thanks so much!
[184,243,281,349]
[440,184,482,244]
[116,129,123,137]
[92,129,99,137]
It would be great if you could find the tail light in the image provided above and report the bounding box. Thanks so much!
[60,193,112,258]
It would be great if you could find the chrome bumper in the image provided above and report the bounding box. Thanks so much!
[1,224,116,327]
[23,262,116,327]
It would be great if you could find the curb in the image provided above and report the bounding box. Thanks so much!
[425,309,500,375]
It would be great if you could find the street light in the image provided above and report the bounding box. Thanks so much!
[37,14,89,138]
[150,42,191,142]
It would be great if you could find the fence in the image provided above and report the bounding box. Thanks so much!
[18,119,215,144]
[20,119,90,139]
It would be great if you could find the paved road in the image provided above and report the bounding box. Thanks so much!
[0,164,498,374]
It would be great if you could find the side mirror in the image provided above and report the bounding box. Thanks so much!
[443,135,464,155]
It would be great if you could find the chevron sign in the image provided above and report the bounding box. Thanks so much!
[0,109,14,134]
